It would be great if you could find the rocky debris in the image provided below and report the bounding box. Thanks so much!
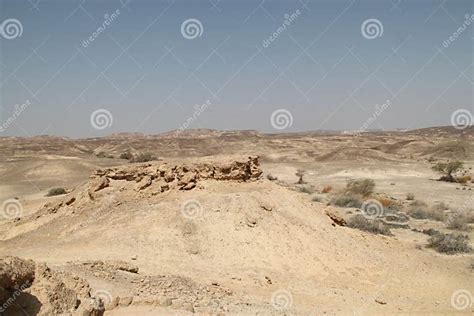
[0,256,35,291]
[21,157,263,221]
[135,274,233,313]
[0,257,102,316]
[89,156,262,195]
[325,209,346,226]
[79,260,139,274]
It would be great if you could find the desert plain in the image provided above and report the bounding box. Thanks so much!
[0,126,473,315]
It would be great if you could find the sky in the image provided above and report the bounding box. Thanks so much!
[0,0,473,137]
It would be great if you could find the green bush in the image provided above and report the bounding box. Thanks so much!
[345,179,375,197]
[427,232,471,254]
[331,194,363,208]
[432,161,464,182]
[46,188,67,197]
[347,215,392,235]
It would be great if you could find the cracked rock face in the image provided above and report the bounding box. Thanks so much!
[89,155,263,194]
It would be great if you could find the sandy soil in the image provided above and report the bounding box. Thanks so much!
[0,127,473,315]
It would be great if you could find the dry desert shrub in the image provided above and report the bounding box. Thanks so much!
[407,200,447,222]
[46,188,67,197]
[297,186,314,194]
[321,185,332,193]
[427,232,472,254]
[131,152,158,163]
[345,179,375,197]
[446,213,470,231]
[456,175,472,184]
[376,196,398,209]
[331,194,363,208]
[295,169,307,184]
[432,161,464,182]
[347,215,392,235]
[406,193,415,200]
[119,151,134,160]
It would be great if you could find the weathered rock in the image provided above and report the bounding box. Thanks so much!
[0,256,35,291]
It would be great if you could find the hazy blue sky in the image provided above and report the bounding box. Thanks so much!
[0,0,473,137]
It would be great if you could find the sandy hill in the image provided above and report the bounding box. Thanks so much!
[1,157,472,315]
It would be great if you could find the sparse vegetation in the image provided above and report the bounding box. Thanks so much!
[297,186,314,194]
[321,185,332,193]
[446,213,469,231]
[295,169,307,184]
[120,151,134,160]
[406,193,415,200]
[46,188,67,197]
[345,179,375,197]
[427,232,471,254]
[311,196,322,202]
[331,194,363,208]
[406,200,446,222]
[432,161,464,182]
[131,152,158,163]
[347,215,392,235]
